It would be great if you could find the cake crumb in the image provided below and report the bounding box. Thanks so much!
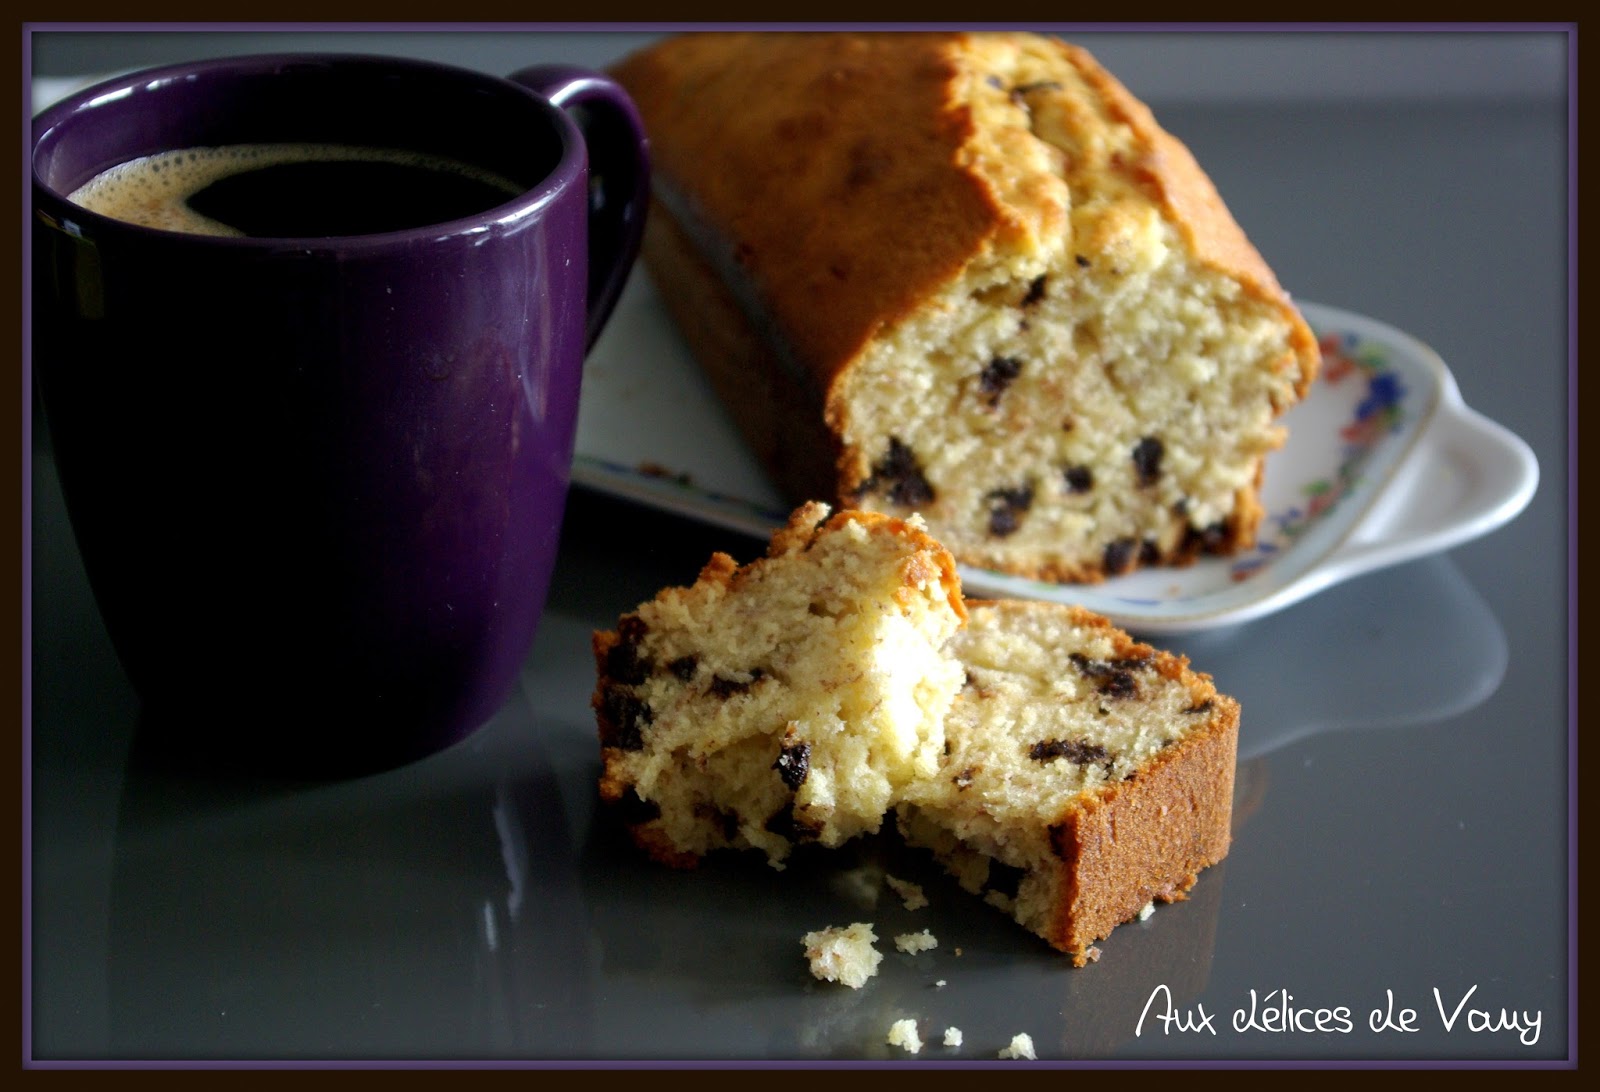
[1138,901,1156,921]
[893,929,938,954]
[935,979,947,988]
[943,1026,963,1048]
[998,1032,1036,1060]
[885,874,928,910]
[1085,945,1102,962]
[887,1018,923,1054]
[802,923,882,989]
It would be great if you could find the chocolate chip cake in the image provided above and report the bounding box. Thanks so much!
[592,502,966,868]
[611,31,1320,582]
[896,600,1238,965]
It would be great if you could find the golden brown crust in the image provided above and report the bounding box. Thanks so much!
[1047,691,1237,965]
[612,32,995,393]
[1053,38,1317,400]
[638,205,843,505]
[613,30,1317,423]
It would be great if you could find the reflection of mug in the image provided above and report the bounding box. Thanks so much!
[106,709,595,1056]
[32,54,649,774]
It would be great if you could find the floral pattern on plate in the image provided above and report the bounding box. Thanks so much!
[1230,331,1410,584]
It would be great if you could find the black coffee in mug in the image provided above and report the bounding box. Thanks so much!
[68,143,523,238]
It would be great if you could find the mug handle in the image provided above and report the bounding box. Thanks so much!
[507,65,650,352]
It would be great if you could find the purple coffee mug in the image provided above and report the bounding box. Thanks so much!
[31,54,649,775]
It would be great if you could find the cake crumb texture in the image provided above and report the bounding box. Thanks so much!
[885,874,929,910]
[893,929,939,954]
[887,1018,923,1054]
[593,502,965,868]
[803,922,883,989]
[998,1032,1037,1060]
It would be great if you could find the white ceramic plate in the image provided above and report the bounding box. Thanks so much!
[575,274,1538,634]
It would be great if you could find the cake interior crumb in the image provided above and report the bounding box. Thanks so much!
[885,874,929,910]
[887,1018,923,1054]
[893,929,938,954]
[998,1032,1036,1060]
[943,1026,964,1048]
[802,922,882,989]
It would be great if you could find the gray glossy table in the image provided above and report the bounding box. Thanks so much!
[27,29,1571,1065]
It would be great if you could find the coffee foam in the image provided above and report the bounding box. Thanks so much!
[67,143,522,237]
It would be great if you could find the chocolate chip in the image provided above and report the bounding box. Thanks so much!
[986,861,1028,899]
[1021,275,1048,307]
[1075,254,1091,268]
[978,356,1023,405]
[667,655,699,681]
[1069,652,1148,698]
[1183,699,1215,715]
[604,615,653,685]
[1139,538,1162,566]
[953,766,978,790]
[1103,536,1138,575]
[709,668,766,698]
[764,808,798,840]
[856,437,935,507]
[1063,465,1094,494]
[985,483,1034,537]
[1070,652,1152,677]
[773,740,811,790]
[599,686,652,751]
[1132,436,1164,486]
[1099,671,1137,698]
[1029,738,1111,764]
[1184,520,1232,553]
[605,642,651,687]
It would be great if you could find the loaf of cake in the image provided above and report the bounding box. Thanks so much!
[592,502,966,868]
[611,31,1320,582]
[896,599,1238,965]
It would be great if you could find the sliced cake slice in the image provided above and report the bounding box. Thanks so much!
[592,502,967,869]
[897,599,1237,965]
